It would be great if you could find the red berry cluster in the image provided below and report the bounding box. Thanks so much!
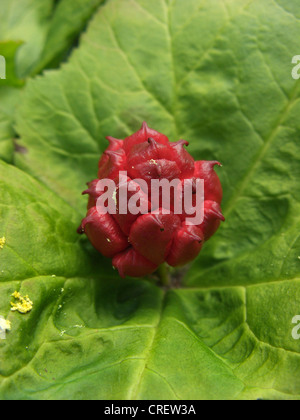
[78,123,224,278]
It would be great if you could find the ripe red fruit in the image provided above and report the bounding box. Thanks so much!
[78,122,225,278]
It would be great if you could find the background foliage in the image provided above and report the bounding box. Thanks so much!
[0,0,300,400]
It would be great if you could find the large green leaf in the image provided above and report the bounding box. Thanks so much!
[0,0,300,400]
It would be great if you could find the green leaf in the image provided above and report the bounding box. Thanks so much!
[0,161,103,281]
[0,0,53,78]
[0,41,24,87]
[0,0,53,162]
[0,0,105,163]
[0,0,300,400]
[33,0,106,74]
[0,0,107,78]
[0,86,20,162]
[0,41,24,162]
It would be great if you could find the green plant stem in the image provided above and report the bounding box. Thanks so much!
[157,263,171,287]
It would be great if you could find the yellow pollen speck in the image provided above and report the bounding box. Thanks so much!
[0,237,6,249]
[149,159,157,165]
[10,291,33,314]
